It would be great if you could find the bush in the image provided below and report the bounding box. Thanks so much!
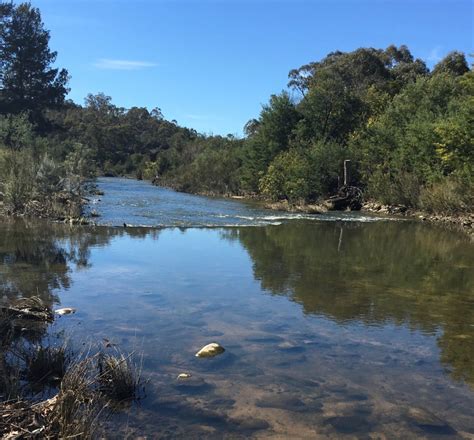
[1,149,35,212]
[366,169,422,207]
[259,149,310,202]
[35,154,64,197]
[420,174,473,213]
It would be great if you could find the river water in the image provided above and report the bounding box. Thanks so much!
[87,177,390,227]
[1,177,473,438]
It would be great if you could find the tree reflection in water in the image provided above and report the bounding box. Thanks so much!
[0,220,161,307]
[225,221,474,386]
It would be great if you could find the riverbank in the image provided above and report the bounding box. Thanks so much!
[151,178,474,234]
[0,181,102,224]
[0,297,142,438]
[362,201,474,235]
[262,198,474,235]
[1,193,81,216]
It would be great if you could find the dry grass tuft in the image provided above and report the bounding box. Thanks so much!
[26,345,71,386]
[0,311,14,347]
[98,351,143,402]
[48,357,107,439]
[0,298,144,438]
[0,399,45,438]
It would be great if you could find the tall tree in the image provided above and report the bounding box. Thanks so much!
[432,51,469,77]
[0,2,69,119]
[241,92,301,191]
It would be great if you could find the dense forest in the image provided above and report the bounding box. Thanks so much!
[0,1,472,219]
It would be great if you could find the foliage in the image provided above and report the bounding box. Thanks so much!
[432,51,469,77]
[0,114,92,218]
[350,70,473,210]
[0,2,69,122]
[419,171,473,214]
[259,149,310,202]
[241,92,300,192]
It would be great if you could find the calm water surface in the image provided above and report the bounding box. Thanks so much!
[1,178,473,439]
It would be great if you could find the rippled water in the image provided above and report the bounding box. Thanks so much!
[89,177,394,227]
[1,178,473,439]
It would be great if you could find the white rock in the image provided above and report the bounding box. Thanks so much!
[195,342,225,358]
[177,373,192,380]
[54,307,76,316]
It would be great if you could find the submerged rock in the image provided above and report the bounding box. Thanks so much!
[256,394,307,412]
[195,342,225,358]
[231,416,270,431]
[406,407,456,434]
[173,376,211,394]
[54,307,76,316]
[324,415,373,433]
[177,373,192,380]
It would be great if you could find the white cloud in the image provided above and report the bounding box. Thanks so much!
[427,46,443,63]
[184,114,212,121]
[94,58,157,70]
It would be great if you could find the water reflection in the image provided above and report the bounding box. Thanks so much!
[228,221,474,385]
[1,219,474,437]
[0,220,161,306]
[1,220,473,388]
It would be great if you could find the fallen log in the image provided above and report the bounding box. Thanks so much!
[325,186,363,211]
[0,297,53,322]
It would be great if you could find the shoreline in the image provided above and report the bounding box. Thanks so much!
[262,198,473,236]
[143,179,474,236]
[361,201,473,236]
[2,176,472,236]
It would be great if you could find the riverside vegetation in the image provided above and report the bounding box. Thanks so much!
[0,2,472,222]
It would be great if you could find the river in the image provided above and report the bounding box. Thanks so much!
[1,177,473,438]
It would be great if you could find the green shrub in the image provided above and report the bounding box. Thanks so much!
[420,173,473,213]
[366,169,422,207]
[259,149,311,202]
[1,150,35,212]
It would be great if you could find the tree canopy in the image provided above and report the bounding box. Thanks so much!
[0,2,69,119]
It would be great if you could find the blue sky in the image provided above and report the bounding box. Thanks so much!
[34,0,473,136]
